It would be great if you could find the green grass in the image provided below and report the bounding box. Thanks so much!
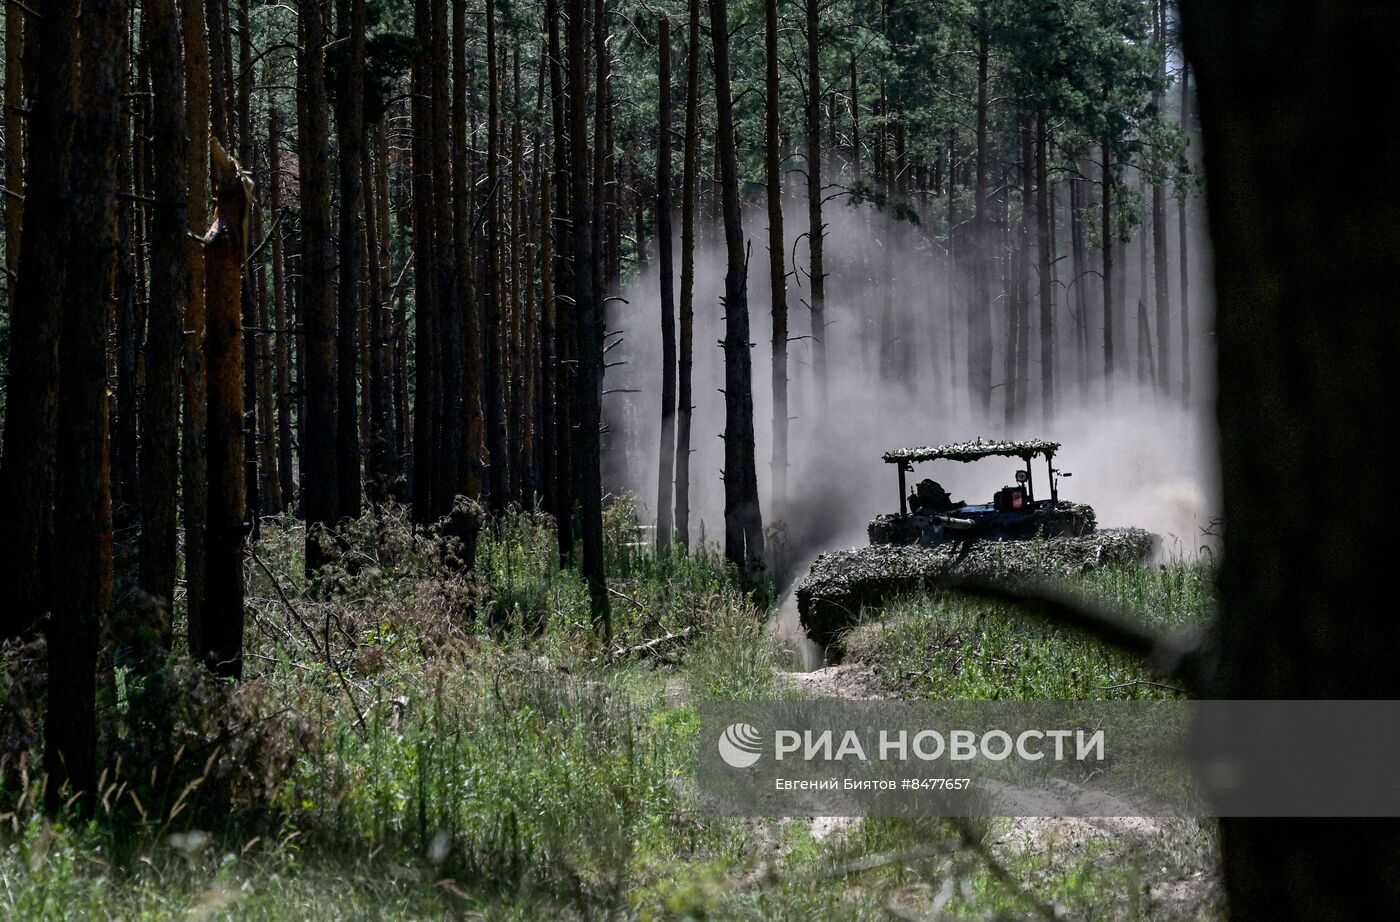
[1,504,1221,919]
[844,559,1214,700]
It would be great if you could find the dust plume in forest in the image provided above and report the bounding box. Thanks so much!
[606,186,1219,580]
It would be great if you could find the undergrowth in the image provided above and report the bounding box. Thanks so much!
[0,499,1220,919]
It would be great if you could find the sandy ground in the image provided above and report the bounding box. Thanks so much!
[776,647,1222,917]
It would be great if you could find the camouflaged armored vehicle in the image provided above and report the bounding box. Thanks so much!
[796,438,1155,649]
[867,438,1096,548]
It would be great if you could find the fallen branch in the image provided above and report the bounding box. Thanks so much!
[609,627,695,662]
[249,545,369,738]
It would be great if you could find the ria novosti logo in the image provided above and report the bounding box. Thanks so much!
[717,722,763,768]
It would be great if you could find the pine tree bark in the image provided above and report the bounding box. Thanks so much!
[484,0,509,510]
[336,0,367,520]
[547,0,575,557]
[1178,58,1191,406]
[137,0,190,638]
[199,140,250,680]
[182,0,211,627]
[113,90,141,520]
[568,0,610,632]
[236,0,260,529]
[268,97,295,507]
[1152,0,1170,395]
[409,0,438,522]
[804,0,827,412]
[301,0,340,570]
[1036,107,1053,420]
[454,0,484,505]
[0,0,77,641]
[675,0,699,550]
[708,0,765,578]
[970,19,992,416]
[656,16,677,551]
[2,0,22,308]
[764,0,788,521]
[432,0,462,521]
[48,0,124,809]
[1102,134,1114,389]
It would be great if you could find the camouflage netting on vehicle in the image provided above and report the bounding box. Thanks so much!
[796,528,1156,648]
[882,437,1062,464]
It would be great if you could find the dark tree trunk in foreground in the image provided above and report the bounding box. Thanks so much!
[138,0,190,639]
[3,0,21,303]
[1182,2,1400,917]
[764,0,788,520]
[655,16,677,552]
[675,0,700,550]
[804,0,827,412]
[198,140,250,680]
[709,0,765,578]
[48,0,124,810]
[0,0,78,641]
[301,0,339,571]
[567,0,611,633]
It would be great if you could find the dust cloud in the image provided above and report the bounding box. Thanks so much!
[605,181,1218,583]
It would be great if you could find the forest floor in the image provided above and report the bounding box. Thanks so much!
[0,499,1223,920]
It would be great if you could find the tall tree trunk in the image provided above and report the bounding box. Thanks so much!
[1069,154,1090,398]
[1178,57,1191,406]
[268,97,295,508]
[137,0,190,643]
[547,0,574,558]
[433,0,462,522]
[568,0,610,632]
[675,0,699,550]
[335,0,366,520]
[0,0,77,641]
[1152,0,1170,396]
[48,0,124,809]
[484,0,508,510]
[804,0,827,412]
[113,71,140,520]
[182,0,211,628]
[199,140,249,679]
[3,0,22,311]
[509,46,525,504]
[709,0,765,578]
[1036,106,1053,421]
[409,0,437,522]
[301,0,339,570]
[236,0,260,530]
[655,16,677,552]
[1102,133,1114,390]
[1181,2,1400,917]
[970,19,992,417]
[454,0,484,506]
[764,0,788,520]
[849,54,860,182]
